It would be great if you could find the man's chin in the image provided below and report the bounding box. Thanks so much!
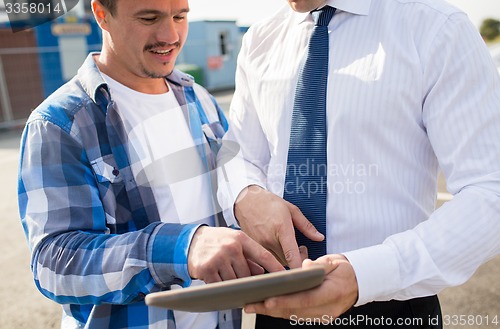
[288,0,326,13]
[142,69,174,79]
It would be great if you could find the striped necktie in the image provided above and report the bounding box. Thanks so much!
[284,6,336,260]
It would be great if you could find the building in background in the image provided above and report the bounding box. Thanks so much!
[0,1,244,128]
[0,24,44,126]
[178,20,240,91]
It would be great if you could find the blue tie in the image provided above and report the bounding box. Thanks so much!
[284,6,335,260]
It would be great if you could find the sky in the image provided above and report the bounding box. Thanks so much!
[188,0,500,28]
[0,0,498,29]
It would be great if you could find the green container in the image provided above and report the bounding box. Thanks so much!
[176,64,205,87]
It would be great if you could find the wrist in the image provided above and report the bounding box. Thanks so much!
[234,185,265,220]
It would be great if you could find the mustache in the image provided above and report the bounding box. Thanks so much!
[144,42,180,52]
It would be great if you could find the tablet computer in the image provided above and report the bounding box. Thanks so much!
[145,266,325,312]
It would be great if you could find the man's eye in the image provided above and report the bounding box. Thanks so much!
[140,16,159,23]
[174,15,186,22]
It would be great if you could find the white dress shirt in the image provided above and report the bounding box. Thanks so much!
[217,0,500,306]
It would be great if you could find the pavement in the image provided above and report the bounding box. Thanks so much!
[0,91,498,328]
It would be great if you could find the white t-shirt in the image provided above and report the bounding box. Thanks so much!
[102,73,217,329]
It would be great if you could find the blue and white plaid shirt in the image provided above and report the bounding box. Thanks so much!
[18,53,239,329]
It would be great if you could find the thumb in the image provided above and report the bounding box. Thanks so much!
[303,256,341,274]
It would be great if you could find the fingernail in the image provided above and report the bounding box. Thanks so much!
[245,305,255,313]
[266,299,276,308]
[317,232,325,239]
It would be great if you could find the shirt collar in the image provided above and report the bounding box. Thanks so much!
[77,52,109,105]
[293,0,372,24]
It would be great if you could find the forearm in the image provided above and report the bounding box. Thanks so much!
[345,185,500,305]
[31,222,199,305]
[216,40,271,225]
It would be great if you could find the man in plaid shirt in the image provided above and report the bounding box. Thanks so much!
[17,0,284,328]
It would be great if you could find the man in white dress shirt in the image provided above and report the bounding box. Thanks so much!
[217,0,500,327]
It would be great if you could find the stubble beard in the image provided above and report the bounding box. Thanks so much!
[141,62,173,79]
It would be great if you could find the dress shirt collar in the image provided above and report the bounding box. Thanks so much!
[293,0,371,24]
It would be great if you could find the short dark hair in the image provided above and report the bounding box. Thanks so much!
[99,0,117,16]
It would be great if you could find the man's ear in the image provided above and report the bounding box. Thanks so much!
[91,0,110,30]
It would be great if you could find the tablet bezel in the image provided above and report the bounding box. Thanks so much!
[145,266,325,312]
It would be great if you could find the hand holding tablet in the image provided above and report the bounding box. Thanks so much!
[145,266,325,312]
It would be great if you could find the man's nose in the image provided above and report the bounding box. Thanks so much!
[155,18,180,45]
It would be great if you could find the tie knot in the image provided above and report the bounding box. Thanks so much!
[312,6,336,26]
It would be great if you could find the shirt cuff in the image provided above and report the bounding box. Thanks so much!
[343,244,401,306]
[148,223,202,288]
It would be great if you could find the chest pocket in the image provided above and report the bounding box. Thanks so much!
[91,154,123,184]
[89,153,131,228]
